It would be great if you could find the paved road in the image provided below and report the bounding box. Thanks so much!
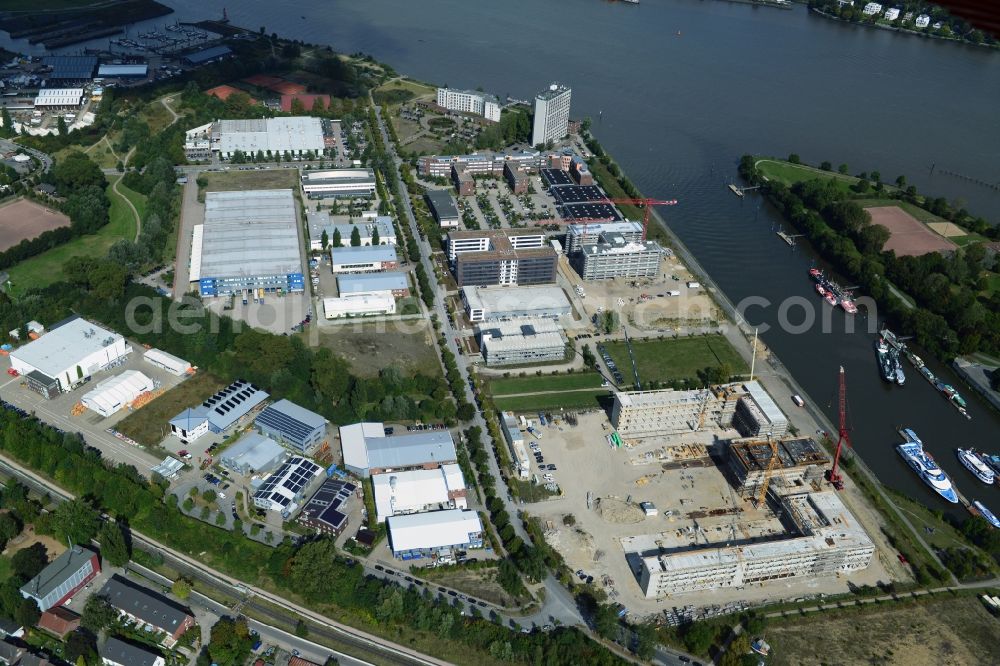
[0,454,446,666]
[373,103,583,629]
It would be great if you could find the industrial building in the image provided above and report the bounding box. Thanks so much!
[337,273,410,298]
[610,385,744,439]
[447,229,557,287]
[372,464,468,522]
[169,380,269,443]
[500,412,531,479]
[80,370,155,418]
[19,546,99,613]
[460,284,571,322]
[183,116,325,160]
[182,45,232,66]
[728,438,829,499]
[194,189,303,297]
[42,56,96,83]
[418,150,543,179]
[733,381,789,438]
[638,491,874,598]
[101,638,165,666]
[330,245,398,273]
[297,478,357,536]
[307,211,394,251]
[339,422,457,478]
[436,87,501,122]
[425,189,460,228]
[33,88,83,109]
[477,318,567,366]
[571,233,662,280]
[386,509,484,559]
[99,576,195,645]
[302,168,377,199]
[532,83,572,147]
[252,456,324,513]
[10,316,129,398]
[218,432,288,476]
[255,399,327,454]
[323,294,397,319]
[142,348,191,376]
[565,221,643,255]
[96,64,148,78]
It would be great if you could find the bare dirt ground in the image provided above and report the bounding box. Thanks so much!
[866,206,957,256]
[0,198,71,251]
[2,524,66,558]
[926,221,967,237]
[768,595,1000,666]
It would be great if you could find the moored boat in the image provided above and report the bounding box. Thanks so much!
[815,283,826,296]
[897,430,959,503]
[973,500,1000,529]
[956,448,994,485]
[824,291,838,307]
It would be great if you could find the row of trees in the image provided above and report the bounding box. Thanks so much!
[0,151,111,271]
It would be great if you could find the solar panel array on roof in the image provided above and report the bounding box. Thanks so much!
[550,184,605,204]
[541,168,572,186]
[254,456,323,511]
[560,202,621,221]
[298,478,356,532]
[255,399,326,449]
[42,56,97,81]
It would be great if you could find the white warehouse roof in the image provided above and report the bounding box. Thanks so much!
[143,348,191,375]
[372,464,467,522]
[387,509,483,554]
[33,88,83,106]
[216,116,324,155]
[81,370,154,417]
[200,190,301,280]
[9,316,124,379]
[340,422,457,475]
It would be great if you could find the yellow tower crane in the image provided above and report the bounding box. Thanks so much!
[755,438,780,508]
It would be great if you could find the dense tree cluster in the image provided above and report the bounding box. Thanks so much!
[740,155,1000,358]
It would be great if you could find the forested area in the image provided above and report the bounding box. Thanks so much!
[740,155,1000,358]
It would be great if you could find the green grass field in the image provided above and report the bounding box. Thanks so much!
[486,372,604,396]
[755,159,862,195]
[200,169,299,198]
[5,181,141,290]
[603,335,747,386]
[493,390,610,413]
[0,554,11,583]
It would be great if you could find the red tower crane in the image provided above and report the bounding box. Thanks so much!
[542,197,679,240]
[597,198,679,240]
[825,366,850,491]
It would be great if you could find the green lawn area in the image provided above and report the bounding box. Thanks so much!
[115,372,225,447]
[984,272,1000,296]
[603,334,747,386]
[5,180,141,290]
[755,158,861,195]
[199,169,299,199]
[493,389,610,413]
[117,182,147,221]
[139,100,175,134]
[486,372,604,396]
[0,554,10,583]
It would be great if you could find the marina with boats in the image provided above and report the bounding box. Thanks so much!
[808,268,858,314]
[879,326,973,420]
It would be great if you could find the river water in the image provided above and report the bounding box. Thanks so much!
[7,0,1000,511]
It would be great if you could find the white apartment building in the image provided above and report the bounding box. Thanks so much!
[915,14,930,27]
[436,88,501,122]
[862,2,883,15]
[531,83,572,147]
[884,7,899,20]
[639,492,875,598]
[610,386,744,439]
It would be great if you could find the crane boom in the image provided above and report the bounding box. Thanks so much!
[825,366,850,490]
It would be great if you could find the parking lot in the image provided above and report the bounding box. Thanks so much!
[0,345,190,473]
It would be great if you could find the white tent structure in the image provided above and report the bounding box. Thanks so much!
[143,348,191,376]
[81,370,154,417]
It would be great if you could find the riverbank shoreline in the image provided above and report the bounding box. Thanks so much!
[810,7,999,51]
